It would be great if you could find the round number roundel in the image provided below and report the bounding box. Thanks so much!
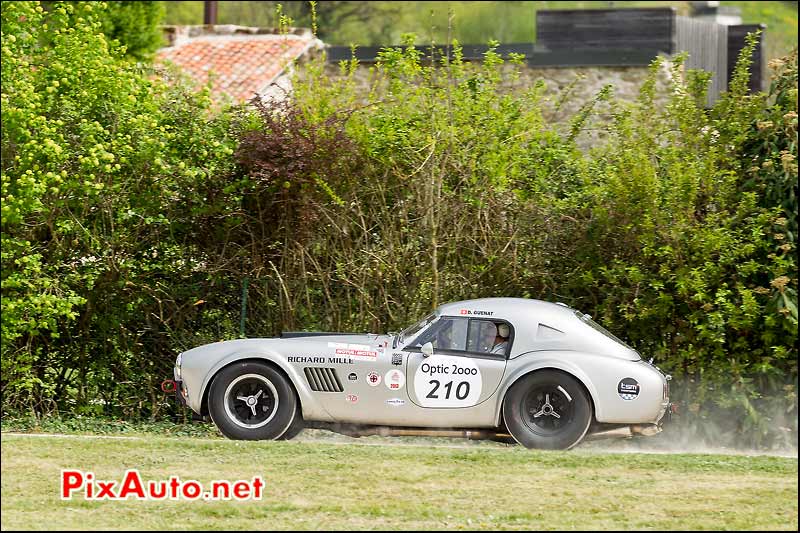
[413,354,482,407]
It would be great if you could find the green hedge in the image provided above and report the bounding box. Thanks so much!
[1,3,797,448]
[1,1,236,417]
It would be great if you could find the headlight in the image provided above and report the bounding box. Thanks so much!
[175,353,182,379]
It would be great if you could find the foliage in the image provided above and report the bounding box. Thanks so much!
[41,0,166,59]
[741,50,798,244]
[162,0,799,59]
[94,1,166,60]
[726,0,799,65]
[1,1,235,417]
[228,34,797,448]
[2,413,221,438]
[163,0,402,43]
[1,1,797,449]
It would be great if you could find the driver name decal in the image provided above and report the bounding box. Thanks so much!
[458,309,494,316]
[413,355,482,407]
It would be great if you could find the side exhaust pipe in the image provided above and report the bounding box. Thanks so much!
[585,424,662,442]
[314,423,512,441]
[585,426,634,441]
[631,424,661,437]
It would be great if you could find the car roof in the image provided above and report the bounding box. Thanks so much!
[437,297,576,320]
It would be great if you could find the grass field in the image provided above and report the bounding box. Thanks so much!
[1,432,797,530]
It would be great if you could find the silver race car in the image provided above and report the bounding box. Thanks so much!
[169,298,671,449]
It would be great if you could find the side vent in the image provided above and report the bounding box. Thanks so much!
[304,367,344,393]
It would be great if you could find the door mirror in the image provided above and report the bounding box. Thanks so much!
[421,342,434,358]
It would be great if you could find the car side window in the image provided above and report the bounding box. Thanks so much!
[467,319,510,356]
[410,317,512,358]
[411,318,468,351]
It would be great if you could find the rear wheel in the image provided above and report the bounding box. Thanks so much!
[502,370,592,450]
[208,361,298,440]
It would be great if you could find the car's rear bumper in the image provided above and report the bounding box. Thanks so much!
[663,402,678,424]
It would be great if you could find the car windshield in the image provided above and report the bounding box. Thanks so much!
[398,313,437,346]
[574,310,634,350]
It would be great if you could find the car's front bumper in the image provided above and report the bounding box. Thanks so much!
[174,379,187,407]
[161,378,188,407]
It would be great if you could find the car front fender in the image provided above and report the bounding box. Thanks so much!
[179,339,336,423]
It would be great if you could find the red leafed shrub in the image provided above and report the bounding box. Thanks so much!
[234,98,363,244]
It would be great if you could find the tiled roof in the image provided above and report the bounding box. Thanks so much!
[156,30,317,103]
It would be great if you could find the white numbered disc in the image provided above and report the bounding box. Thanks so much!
[413,355,482,407]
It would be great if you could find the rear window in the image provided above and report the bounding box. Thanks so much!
[574,311,633,350]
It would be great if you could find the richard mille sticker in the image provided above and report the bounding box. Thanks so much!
[617,378,640,400]
[413,354,482,408]
[366,371,381,387]
[384,369,406,391]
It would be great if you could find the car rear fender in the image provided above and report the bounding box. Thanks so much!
[494,351,602,426]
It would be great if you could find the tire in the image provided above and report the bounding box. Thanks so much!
[278,413,305,440]
[502,370,593,450]
[277,390,305,440]
[208,361,298,441]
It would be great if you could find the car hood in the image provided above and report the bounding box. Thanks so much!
[280,333,384,344]
[180,334,391,358]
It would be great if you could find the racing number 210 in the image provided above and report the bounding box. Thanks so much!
[426,380,470,400]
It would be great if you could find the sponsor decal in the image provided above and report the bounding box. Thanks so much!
[459,309,494,316]
[366,371,381,387]
[413,354,482,407]
[327,342,378,361]
[287,356,325,364]
[384,369,406,391]
[617,378,640,401]
[334,348,378,361]
[346,394,359,404]
[391,353,403,366]
[287,356,353,364]
[348,372,358,381]
[386,398,405,407]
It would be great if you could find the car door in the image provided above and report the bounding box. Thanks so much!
[404,316,510,409]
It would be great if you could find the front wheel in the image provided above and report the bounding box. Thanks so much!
[502,370,592,450]
[208,361,298,440]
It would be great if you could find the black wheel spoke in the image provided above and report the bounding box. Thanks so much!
[225,376,277,427]
[521,383,575,436]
